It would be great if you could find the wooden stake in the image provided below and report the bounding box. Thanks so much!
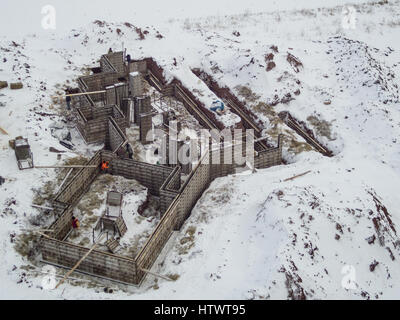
[55,234,105,289]
[139,268,173,281]
[0,127,8,135]
[283,170,311,182]
[37,231,55,238]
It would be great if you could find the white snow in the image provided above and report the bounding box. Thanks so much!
[1,0,400,299]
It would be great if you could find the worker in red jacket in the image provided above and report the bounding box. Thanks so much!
[71,216,80,229]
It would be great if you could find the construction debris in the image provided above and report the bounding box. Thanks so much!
[14,136,34,170]
[283,170,311,182]
[0,127,8,135]
[49,147,66,153]
[0,81,8,89]
[59,140,74,150]
[10,82,23,90]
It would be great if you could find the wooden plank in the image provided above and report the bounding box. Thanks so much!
[35,165,98,169]
[283,170,311,182]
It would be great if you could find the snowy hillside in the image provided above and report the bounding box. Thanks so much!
[1,0,400,299]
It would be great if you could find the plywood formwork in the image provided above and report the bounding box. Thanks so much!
[100,150,176,196]
[76,105,127,144]
[41,236,137,284]
[107,117,127,153]
[102,51,126,75]
[139,113,153,145]
[159,165,181,214]
[254,135,283,169]
[129,72,144,97]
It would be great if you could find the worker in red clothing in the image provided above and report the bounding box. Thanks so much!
[101,161,110,171]
[71,216,80,229]
[71,216,80,236]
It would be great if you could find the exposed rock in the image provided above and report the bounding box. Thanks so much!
[266,61,276,72]
[366,235,376,244]
[369,260,379,272]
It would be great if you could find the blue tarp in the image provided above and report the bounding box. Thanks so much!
[210,100,225,112]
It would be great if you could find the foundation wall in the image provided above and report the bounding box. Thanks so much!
[108,117,127,152]
[77,106,127,144]
[139,113,153,144]
[134,152,212,281]
[54,151,102,205]
[254,135,283,169]
[103,51,125,74]
[130,60,147,74]
[41,237,137,284]
[159,166,181,214]
[101,151,175,196]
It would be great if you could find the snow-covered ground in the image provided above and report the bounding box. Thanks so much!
[1,0,400,299]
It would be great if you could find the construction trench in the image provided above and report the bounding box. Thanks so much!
[39,50,329,286]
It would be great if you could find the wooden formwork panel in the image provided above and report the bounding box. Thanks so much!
[129,72,144,97]
[114,83,129,107]
[54,151,102,204]
[71,90,91,109]
[50,206,74,240]
[41,237,137,284]
[160,189,179,214]
[120,98,132,126]
[100,55,117,73]
[129,60,147,74]
[135,199,179,281]
[79,105,114,120]
[104,51,125,74]
[101,150,174,196]
[108,119,126,152]
[134,152,211,283]
[139,113,153,144]
[254,134,283,169]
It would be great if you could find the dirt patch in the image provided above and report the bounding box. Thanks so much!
[167,273,180,281]
[14,232,40,262]
[235,85,261,103]
[177,225,196,255]
[191,68,263,130]
[279,111,333,157]
[306,115,335,141]
[287,53,303,73]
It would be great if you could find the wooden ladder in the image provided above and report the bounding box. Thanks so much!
[115,216,127,237]
[105,238,120,253]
